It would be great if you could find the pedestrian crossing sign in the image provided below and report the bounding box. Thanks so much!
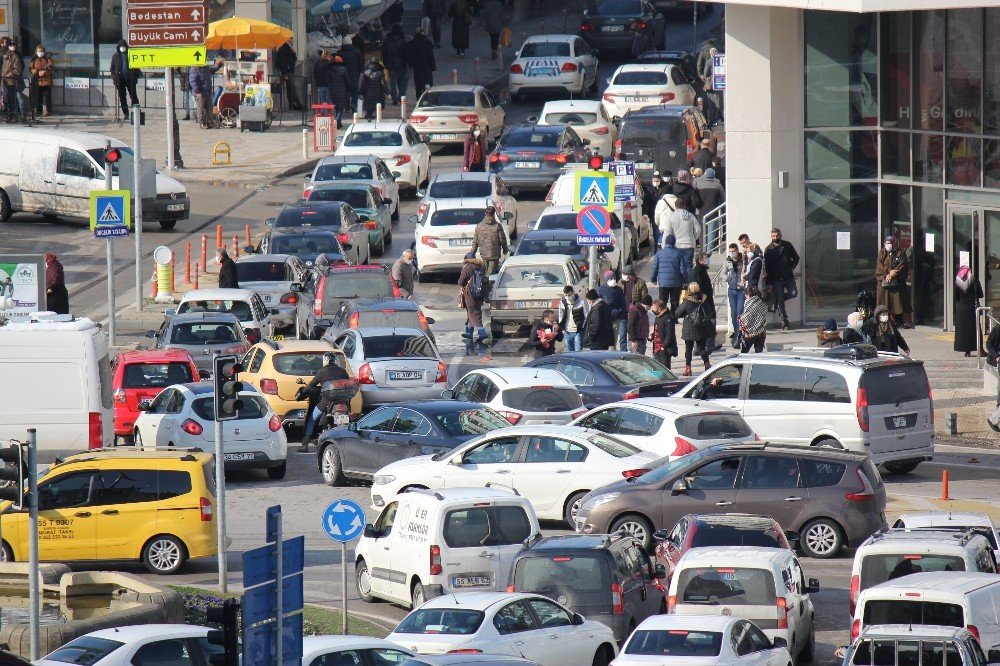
[573,170,615,212]
[90,190,131,238]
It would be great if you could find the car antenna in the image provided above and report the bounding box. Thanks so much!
[453,593,460,605]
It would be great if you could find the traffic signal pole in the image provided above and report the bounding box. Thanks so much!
[104,143,116,346]
[27,428,39,661]
[215,415,227,593]
[213,355,243,594]
[133,105,144,313]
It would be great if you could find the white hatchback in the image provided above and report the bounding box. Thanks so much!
[37,625,219,666]
[534,99,618,157]
[336,121,432,194]
[601,63,696,119]
[447,367,585,426]
[418,171,519,234]
[411,199,511,274]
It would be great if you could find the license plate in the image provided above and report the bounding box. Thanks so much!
[527,67,557,77]
[224,452,256,461]
[514,162,540,169]
[449,238,473,246]
[636,162,654,170]
[271,335,284,341]
[625,96,648,103]
[517,300,549,308]
[886,414,917,430]
[451,575,492,588]
[602,24,624,32]
[333,414,350,425]
[166,203,185,211]
[388,370,423,381]
[432,133,456,140]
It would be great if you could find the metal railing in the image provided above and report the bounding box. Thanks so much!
[703,200,727,256]
[976,305,998,370]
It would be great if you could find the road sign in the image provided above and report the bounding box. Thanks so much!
[573,170,615,212]
[90,190,131,238]
[126,0,207,47]
[576,205,611,236]
[127,27,206,47]
[127,4,206,26]
[322,499,366,543]
[128,45,207,69]
[244,613,303,666]
[712,53,727,91]
[606,160,634,177]
[606,160,637,202]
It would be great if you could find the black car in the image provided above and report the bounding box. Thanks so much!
[635,50,700,88]
[489,125,591,192]
[580,0,665,53]
[514,229,612,279]
[525,351,684,408]
[316,400,511,485]
[615,105,704,180]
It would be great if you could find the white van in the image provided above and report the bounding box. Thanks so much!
[849,529,996,617]
[852,572,1000,652]
[894,511,1000,558]
[355,486,541,609]
[0,128,189,230]
[0,315,113,460]
[667,546,819,664]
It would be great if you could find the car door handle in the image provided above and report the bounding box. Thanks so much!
[784,496,803,502]
[373,437,381,443]
[555,469,571,474]
[479,551,495,558]
[514,641,525,646]
[716,501,734,507]
[101,509,119,515]
[74,512,92,518]
[549,635,559,640]
[495,469,510,474]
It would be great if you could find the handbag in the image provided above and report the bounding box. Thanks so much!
[881,278,898,290]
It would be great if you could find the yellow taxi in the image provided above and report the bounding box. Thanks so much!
[239,340,362,427]
[0,448,217,574]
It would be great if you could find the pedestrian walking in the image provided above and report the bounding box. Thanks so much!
[463,123,487,172]
[382,23,409,104]
[391,250,416,298]
[652,188,676,248]
[954,265,984,356]
[741,240,764,292]
[360,59,387,120]
[675,282,714,375]
[275,38,304,111]
[449,0,472,57]
[358,20,385,64]
[659,197,700,278]
[723,243,744,344]
[328,55,352,128]
[739,285,767,353]
[44,252,68,314]
[313,49,333,105]
[470,205,508,277]
[189,60,222,128]
[763,228,799,330]
[337,36,363,110]
[650,299,677,369]
[529,310,562,357]
[582,289,615,350]
[216,247,238,289]
[650,234,685,312]
[408,27,437,97]
[28,45,53,118]
[641,171,671,223]
[693,167,724,217]
[110,40,139,119]
[458,252,488,342]
[672,169,702,213]
[864,305,910,355]
[621,265,649,306]
[627,295,652,355]
[875,236,912,328]
[690,138,715,172]
[423,0,446,47]
[558,285,585,352]
[482,0,505,60]
[597,270,627,351]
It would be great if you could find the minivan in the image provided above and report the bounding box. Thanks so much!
[0,128,189,229]
[355,487,541,609]
[0,314,113,459]
[614,105,710,180]
[678,344,934,474]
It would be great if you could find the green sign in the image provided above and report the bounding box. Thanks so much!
[90,190,132,238]
[128,46,207,68]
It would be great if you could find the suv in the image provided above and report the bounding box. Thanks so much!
[0,448,217,574]
[295,264,399,340]
[849,529,997,617]
[573,441,888,556]
[506,534,666,642]
[614,105,711,180]
[677,344,934,474]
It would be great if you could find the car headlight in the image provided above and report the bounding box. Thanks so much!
[373,474,395,485]
[579,492,620,515]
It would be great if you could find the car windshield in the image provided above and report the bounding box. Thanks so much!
[588,432,641,457]
[272,352,325,376]
[614,71,668,86]
[690,523,785,549]
[44,636,126,664]
[620,118,687,144]
[502,386,583,412]
[193,394,269,421]
[543,111,598,125]
[428,180,492,198]
[497,265,566,289]
[676,567,776,606]
[308,188,372,208]
[595,0,641,14]
[675,414,754,440]
[322,274,393,303]
[502,129,560,148]
[344,131,403,147]
[434,407,510,436]
[177,299,252,321]
[536,212,622,230]
[362,334,435,358]
[520,42,570,58]
[418,90,476,107]
[314,162,374,181]
[170,322,242,345]
[629,449,709,486]
[625,630,724,657]
[515,238,579,256]
[237,261,288,282]
[121,362,193,388]
[274,208,342,229]
[860,554,967,592]
[600,356,677,383]
[427,208,486,227]
[270,235,341,257]
[394,609,485,634]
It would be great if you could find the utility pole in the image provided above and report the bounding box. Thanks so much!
[133,105,144,312]
[27,428,39,661]
[104,143,116,345]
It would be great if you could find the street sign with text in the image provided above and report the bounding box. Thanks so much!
[90,190,131,238]
[127,4,206,26]
[127,27,206,47]
[128,46,207,68]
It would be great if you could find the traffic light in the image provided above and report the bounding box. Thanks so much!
[206,598,240,666]
[213,355,244,421]
[0,443,27,510]
[104,147,122,164]
[588,155,604,170]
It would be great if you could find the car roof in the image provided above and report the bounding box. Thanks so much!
[428,197,492,211]
[387,400,494,415]
[399,487,530,503]
[349,298,421,312]
[523,533,631,551]
[326,264,389,273]
[180,288,257,301]
[499,254,574,268]
[405,655,537,665]
[624,104,695,118]
[613,63,673,74]
[688,513,782,531]
[317,154,382,164]
[270,227,340,238]
[541,99,602,112]
[678,546,793,565]
[896,511,994,528]
[864,572,1000,594]
[523,34,576,44]
[862,529,982,548]
[59,450,213,465]
[634,614,736,632]
[856,624,972,641]
[417,591,536,610]
[519,229,586,242]
[117,348,196,364]
[432,171,492,183]
[554,350,651,363]
[167,312,242,324]
[422,84,485,93]
[71,624,211,642]
[704,440,869,461]
[236,253,295,264]
[255,340,337,354]
[508,124,564,135]
[302,636,409,654]
[347,120,407,133]
[601,398,734,415]
[472,367,574,386]
[738,347,920,370]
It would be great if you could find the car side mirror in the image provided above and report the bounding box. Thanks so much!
[138,399,152,411]
[422,136,432,144]
[342,243,353,251]
[653,563,667,579]
[805,578,820,594]
[198,370,211,380]
[243,245,256,255]
[290,282,302,293]
[363,523,378,538]
[144,330,156,338]
[442,389,454,399]
[772,637,787,649]
[572,613,585,625]
[265,217,275,226]
[671,479,688,496]
[527,115,538,123]
[392,171,402,178]
[382,197,393,206]
[425,317,435,325]
[335,135,344,144]
[582,138,591,145]
[612,116,621,124]
[652,529,668,542]
[449,454,463,466]
[784,530,799,546]
[527,220,537,230]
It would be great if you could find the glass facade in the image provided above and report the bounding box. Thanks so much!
[804,8,1000,326]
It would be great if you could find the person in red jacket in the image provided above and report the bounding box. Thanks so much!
[463,123,487,171]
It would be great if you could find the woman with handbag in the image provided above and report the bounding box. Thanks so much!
[674,282,715,376]
[875,236,912,328]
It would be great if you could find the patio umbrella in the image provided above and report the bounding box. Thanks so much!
[204,17,293,50]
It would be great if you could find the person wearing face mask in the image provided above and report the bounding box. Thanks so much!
[529,310,562,357]
[649,299,677,369]
[621,265,648,308]
[841,311,869,345]
[1,40,23,123]
[463,123,487,172]
[28,45,54,118]
[741,242,763,292]
[391,250,417,298]
[723,243,744,344]
[470,206,508,278]
[216,247,239,289]
[110,40,140,119]
[597,270,627,351]
[627,295,653,355]
[863,305,910,355]
[875,235,912,328]
[642,171,671,221]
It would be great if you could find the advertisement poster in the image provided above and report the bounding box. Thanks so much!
[0,256,45,322]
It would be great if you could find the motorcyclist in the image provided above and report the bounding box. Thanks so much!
[299,352,351,452]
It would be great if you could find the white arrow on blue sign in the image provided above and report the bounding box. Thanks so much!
[322,498,366,543]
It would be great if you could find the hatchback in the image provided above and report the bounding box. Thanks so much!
[37,625,221,665]
[447,367,586,426]
[527,351,684,408]
[234,253,308,334]
[601,64,696,119]
[111,348,201,444]
[265,201,372,265]
[489,124,590,192]
[144,312,250,374]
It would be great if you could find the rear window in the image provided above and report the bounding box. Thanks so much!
[543,111,598,125]
[676,567,776,606]
[272,352,325,376]
[177,299,252,321]
[862,600,965,628]
[343,131,403,147]
[600,356,676,384]
[237,261,288,282]
[443,505,532,547]
[434,408,510,436]
[428,179,492,199]
[588,433,641,458]
[502,386,582,411]
[536,212,622,230]
[43,636,125,664]
[314,162,374,181]
[170,322,242,345]
[417,90,476,107]
[322,274,393,303]
[596,0,641,13]
[274,208,342,229]
[689,524,784,549]
[613,71,668,86]
[497,265,566,289]
[675,414,753,440]
[620,118,686,144]
[121,362,193,389]
[862,364,929,405]
[394,609,485,635]
[520,42,570,58]
[515,237,579,256]
[192,394,269,421]
[800,459,846,487]
[850,638,964,666]
[270,234,342,257]
[362,334,435,358]
[625,630,723,657]
[358,311,422,330]
[860,554,966,591]
[427,208,485,227]
[502,129,560,148]
[514,554,609,599]
[307,188,371,209]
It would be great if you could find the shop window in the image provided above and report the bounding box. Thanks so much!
[805,130,877,180]
[913,11,945,132]
[946,9,983,134]
[805,12,877,129]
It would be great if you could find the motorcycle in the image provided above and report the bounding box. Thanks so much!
[295,377,359,432]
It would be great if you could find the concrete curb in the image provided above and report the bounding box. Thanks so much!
[887,493,1000,521]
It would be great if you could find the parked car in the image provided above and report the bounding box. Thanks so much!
[111,348,201,444]
[386,592,618,666]
[412,199,512,275]
[302,636,416,666]
[316,400,511,486]
[144,312,250,375]
[488,254,588,336]
[296,264,399,339]
[320,297,436,343]
[509,34,600,100]
[613,105,710,180]
[174,287,275,343]
[526,351,684,408]
[892,511,1000,556]
[579,0,664,53]
[601,64,697,119]
[370,425,658,525]
[418,170,519,235]
[266,200,372,265]
[447,367,586,426]
[574,441,888,554]
[306,182,393,255]
[134,382,288,479]
[506,533,667,642]
[36,625,221,665]
[532,99,618,157]
[842,625,996,666]
[409,85,506,145]
[489,124,591,192]
[304,153,400,220]
[513,228,612,279]
[336,120,432,196]
[234,254,308,333]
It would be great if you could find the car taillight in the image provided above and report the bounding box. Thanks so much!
[417,311,430,330]
[279,292,298,305]
[928,379,934,425]
[591,126,609,135]
[200,497,213,521]
[337,233,351,245]
[181,418,204,436]
[259,378,278,395]
[851,619,860,640]
[114,389,126,404]
[458,113,479,124]
[489,154,509,164]
[269,415,282,432]
[845,468,875,501]
[303,187,313,198]
[631,20,646,29]
[776,597,788,630]
[510,63,524,74]
[622,389,640,400]
[357,363,375,385]
[435,361,448,383]
[622,468,649,479]
[430,545,442,575]
[571,409,587,419]
[498,410,523,425]
[348,312,360,328]
[613,139,622,158]
[393,154,412,167]
[447,649,483,654]
[969,624,980,641]
[602,92,615,103]
[224,345,249,355]
[544,154,568,164]
[667,595,676,613]
[89,412,103,449]
[363,220,378,230]
[314,277,326,316]
[561,62,578,72]
[611,582,623,615]
[659,93,676,103]
[672,437,697,457]
[420,235,440,248]
[409,114,428,123]
[856,387,869,432]
[417,203,428,217]
[580,22,595,31]
[849,575,859,616]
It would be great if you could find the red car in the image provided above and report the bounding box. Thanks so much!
[111,349,202,442]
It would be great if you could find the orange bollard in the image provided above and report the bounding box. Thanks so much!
[184,241,191,284]
[232,236,239,258]
[245,224,251,248]
[151,259,158,298]
[194,263,199,290]
[216,224,223,250]
[201,234,208,273]
[941,469,950,500]
[170,256,175,293]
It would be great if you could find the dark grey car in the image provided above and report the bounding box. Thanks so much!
[145,312,250,374]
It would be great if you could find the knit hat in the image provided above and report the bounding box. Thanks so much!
[823,318,837,332]
[704,168,716,179]
[585,289,599,301]
[603,270,615,280]
[664,234,676,246]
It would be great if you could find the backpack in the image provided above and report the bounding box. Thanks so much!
[468,267,487,300]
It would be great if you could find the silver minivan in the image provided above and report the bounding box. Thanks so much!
[678,344,934,474]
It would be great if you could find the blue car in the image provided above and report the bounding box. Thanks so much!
[307,182,394,255]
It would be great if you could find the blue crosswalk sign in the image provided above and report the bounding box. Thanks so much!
[90,190,130,238]
[322,498,366,543]
[573,170,615,212]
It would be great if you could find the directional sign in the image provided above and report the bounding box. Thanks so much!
[127,4,206,26]
[128,46,207,68]
[322,499,366,543]
[573,170,615,212]
[126,0,207,48]
[90,190,131,238]
[127,27,206,47]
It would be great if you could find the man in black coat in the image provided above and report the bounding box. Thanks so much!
[216,247,239,289]
[582,289,615,350]
[407,27,436,99]
[691,138,715,172]
[641,171,671,220]
[762,227,800,330]
[110,39,140,118]
[337,36,364,110]
[300,351,351,451]
[275,39,304,111]
[382,23,409,105]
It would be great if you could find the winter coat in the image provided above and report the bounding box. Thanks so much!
[450,0,472,50]
[275,44,297,76]
[724,254,742,289]
[361,67,387,110]
[458,257,485,307]
[329,65,353,110]
[597,283,626,321]
[742,249,763,289]
[313,58,332,87]
[690,147,714,172]
[558,294,586,332]
[739,296,767,338]
[651,245,685,288]
[408,33,437,82]
[694,176,724,215]
[623,276,649,305]
[337,45,363,84]
[382,30,409,70]
[660,209,701,249]
[672,181,702,212]
[642,183,671,219]
[763,239,800,284]
[483,0,505,33]
[689,263,715,316]
[189,66,214,96]
[529,320,562,355]
[391,257,416,296]
[463,132,487,169]
[651,311,677,356]
[470,218,508,260]
[2,50,23,86]
[583,299,615,349]
[28,55,54,86]
[110,46,136,84]
[954,276,983,353]
[653,196,675,238]
[864,307,909,354]
[218,256,239,289]
[675,295,714,341]
[626,302,650,342]
[875,247,910,316]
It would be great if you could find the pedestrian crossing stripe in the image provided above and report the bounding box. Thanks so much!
[581,179,607,205]
[99,203,121,223]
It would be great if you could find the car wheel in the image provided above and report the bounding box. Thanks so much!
[159,219,177,231]
[0,190,12,222]
[883,459,920,474]
[0,540,13,562]
[391,204,400,222]
[799,627,815,663]
[610,514,654,550]
[812,437,842,449]
[591,644,612,666]
[411,580,427,609]
[800,518,844,559]
[321,446,344,486]
[356,559,376,602]
[142,534,187,574]
[563,491,588,526]
[266,461,287,480]
[373,234,385,256]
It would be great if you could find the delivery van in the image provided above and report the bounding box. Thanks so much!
[0,314,113,459]
[0,128,189,229]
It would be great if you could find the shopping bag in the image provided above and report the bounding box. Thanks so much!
[989,405,1000,433]
[500,27,512,47]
